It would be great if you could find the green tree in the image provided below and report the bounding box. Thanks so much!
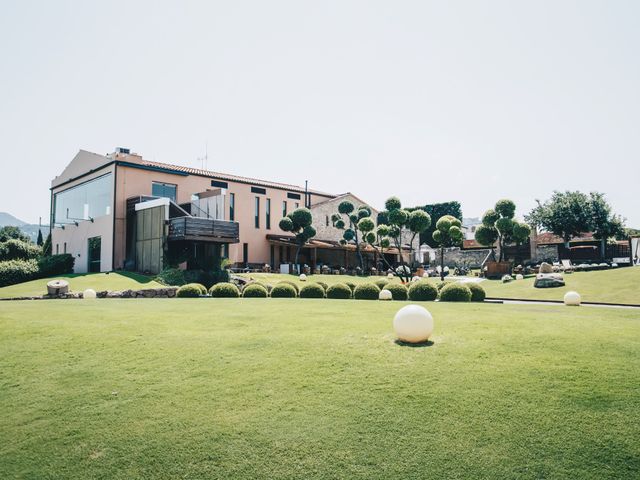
[407,201,462,247]
[42,232,52,257]
[0,226,30,243]
[476,199,530,262]
[36,229,44,246]
[432,215,463,281]
[331,200,373,273]
[589,192,626,259]
[279,208,316,273]
[526,191,592,248]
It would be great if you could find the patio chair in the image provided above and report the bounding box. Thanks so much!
[561,259,574,273]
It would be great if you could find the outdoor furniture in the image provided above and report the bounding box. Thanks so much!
[561,259,574,273]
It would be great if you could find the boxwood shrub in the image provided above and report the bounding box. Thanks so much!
[299,283,325,298]
[385,283,408,301]
[344,281,356,293]
[270,283,297,298]
[408,281,438,301]
[354,283,381,300]
[176,283,206,298]
[242,283,268,298]
[439,282,472,302]
[374,279,389,290]
[155,267,186,286]
[315,281,329,292]
[326,283,352,299]
[0,239,41,261]
[37,254,75,277]
[0,259,39,287]
[466,282,486,302]
[209,282,240,298]
[277,280,300,294]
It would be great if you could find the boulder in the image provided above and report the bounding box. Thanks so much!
[47,279,69,296]
[539,262,553,274]
[534,273,565,288]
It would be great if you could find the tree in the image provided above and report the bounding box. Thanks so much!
[42,232,52,257]
[589,192,626,258]
[475,199,530,262]
[409,201,463,247]
[361,197,431,283]
[0,226,30,243]
[36,229,43,246]
[432,215,463,281]
[331,200,373,273]
[279,208,316,273]
[526,191,592,248]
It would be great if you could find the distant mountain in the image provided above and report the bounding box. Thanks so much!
[0,212,48,242]
[0,212,27,227]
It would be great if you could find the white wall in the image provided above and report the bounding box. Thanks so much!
[51,215,113,273]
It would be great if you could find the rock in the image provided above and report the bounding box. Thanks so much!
[97,291,108,298]
[106,291,122,298]
[539,262,553,274]
[167,289,177,298]
[47,279,69,296]
[534,273,565,288]
[141,289,157,298]
[502,274,513,283]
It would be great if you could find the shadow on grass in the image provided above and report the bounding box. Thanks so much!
[394,339,434,348]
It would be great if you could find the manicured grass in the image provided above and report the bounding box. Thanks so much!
[0,272,162,298]
[481,267,640,304]
[1,299,639,478]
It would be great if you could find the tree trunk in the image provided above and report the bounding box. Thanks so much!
[440,246,445,282]
[294,243,302,274]
[355,231,364,274]
[600,238,606,260]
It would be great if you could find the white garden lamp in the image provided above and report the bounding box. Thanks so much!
[515,274,524,280]
[83,288,97,299]
[393,305,434,343]
[387,272,394,279]
[379,289,392,301]
[564,291,581,306]
[299,273,307,281]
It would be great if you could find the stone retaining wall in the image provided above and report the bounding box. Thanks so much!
[1,287,178,301]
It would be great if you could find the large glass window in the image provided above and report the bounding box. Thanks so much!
[254,197,260,228]
[54,173,112,225]
[88,236,102,273]
[229,193,235,221]
[282,201,287,217]
[151,182,177,202]
[266,198,271,230]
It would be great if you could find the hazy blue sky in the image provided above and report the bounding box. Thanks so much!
[1,0,638,227]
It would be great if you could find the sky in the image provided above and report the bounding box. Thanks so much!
[0,0,638,227]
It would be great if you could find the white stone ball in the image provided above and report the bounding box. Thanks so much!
[379,289,393,301]
[564,291,581,306]
[393,305,434,343]
[387,273,394,279]
[516,274,524,280]
[299,274,307,281]
[411,276,421,283]
[83,289,97,299]
[422,272,429,278]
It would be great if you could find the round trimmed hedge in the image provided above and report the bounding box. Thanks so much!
[466,282,486,302]
[408,281,438,301]
[270,283,297,298]
[177,283,206,298]
[384,283,408,300]
[344,281,356,293]
[354,283,380,300]
[439,282,472,302]
[374,278,389,290]
[299,283,325,298]
[277,280,300,294]
[326,283,352,299]
[315,281,329,292]
[209,282,240,298]
[242,283,269,298]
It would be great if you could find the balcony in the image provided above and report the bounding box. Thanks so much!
[168,216,239,244]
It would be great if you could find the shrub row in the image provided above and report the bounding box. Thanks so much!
[0,239,41,262]
[0,254,75,288]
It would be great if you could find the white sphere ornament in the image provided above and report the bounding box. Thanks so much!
[393,305,434,343]
[379,289,393,301]
[422,272,429,278]
[564,291,581,306]
[387,273,394,279]
[83,288,97,299]
[516,274,524,280]
[299,274,307,281]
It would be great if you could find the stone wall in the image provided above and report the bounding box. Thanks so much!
[536,245,559,262]
[1,287,178,301]
[439,248,492,268]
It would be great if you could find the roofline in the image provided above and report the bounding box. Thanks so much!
[311,192,380,213]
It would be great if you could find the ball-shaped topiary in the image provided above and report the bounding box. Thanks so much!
[177,283,206,298]
[315,281,329,292]
[466,282,486,302]
[354,283,381,300]
[327,283,352,299]
[439,282,472,302]
[344,281,356,293]
[408,281,438,301]
[209,282,240,298]
[277,280,300,294]
[270,283,297,298]
[374,278,389,290]
[384,283,408,300]
[299,283,325,298]
[242,283,269,298]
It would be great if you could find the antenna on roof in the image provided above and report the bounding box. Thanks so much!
[196,142,209,171]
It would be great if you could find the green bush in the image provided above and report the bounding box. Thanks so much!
[344,281,356,293]
[37,254,74,277]
[439,282,472,302]
[354,283,381,300]
[315,281,329,292]
[0,259,39,287]
[242,283,268,298]
[466,282,486,302]
[385,283,408,300]
[270,283,297,298]
[299,283,325,298]
[374,279,389,290]
[326,283,352,299]
[408,281,438,301]
[277,280,299,294]
[155,267,186,286]
[0,239,41,261]
[176,283,206,298]
[436,281,449,291]
[209,282,240,298]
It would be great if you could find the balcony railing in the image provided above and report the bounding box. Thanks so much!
[168,216,239,243]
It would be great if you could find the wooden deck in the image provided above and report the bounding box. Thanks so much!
[168,216,239,243]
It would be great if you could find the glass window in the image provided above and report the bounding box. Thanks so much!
[282,201,287,217]
[254,197,260,228]
[88,236,101,273]
[151,182,177,202]
[266,198,271,229]
[229,193,235,221]
[54,173,113,225]
[295,202,299,209]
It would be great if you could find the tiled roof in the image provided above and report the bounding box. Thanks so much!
[141,160,336,197]
[535,232,596,244]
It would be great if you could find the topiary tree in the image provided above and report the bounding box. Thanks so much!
[384,283,408,300]
[279,208,316,273]
[476,199,530,262]
[36,229,43,246]
[330,200,373,273]
[439,282,472,302]
[326,283,352,299]
[299,283,325,298]
[432,215,463,281]
[353,283,381,300]
[466,282,486,302]
[242,283,269,298]
[270,283,297,298]
[209,282,240,298]
[408,281,438,301]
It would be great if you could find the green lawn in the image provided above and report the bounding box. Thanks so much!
[0,272,162,299]
[1,299,639,479]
